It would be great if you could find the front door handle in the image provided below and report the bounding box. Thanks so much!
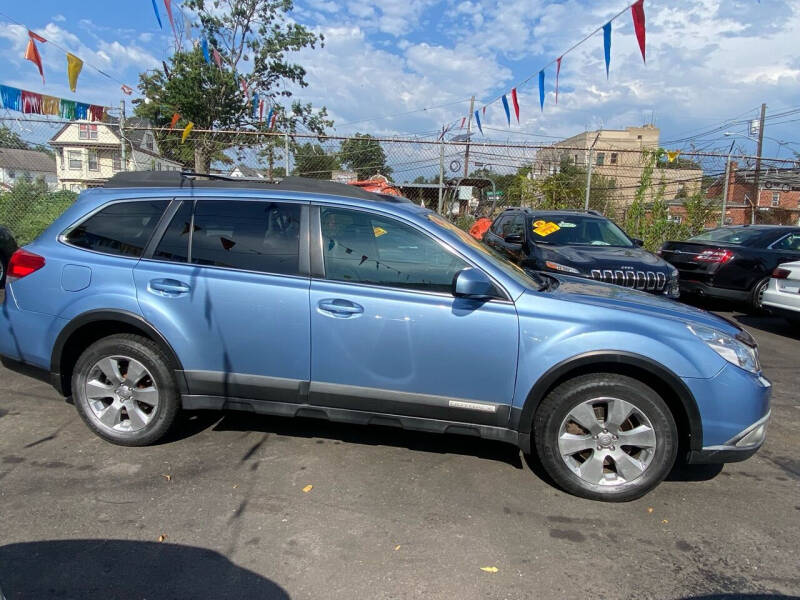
[149,278,191,297]
[317,299,364,317]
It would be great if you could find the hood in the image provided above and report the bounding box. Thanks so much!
[545,273,740,334]
[535,244,672,271]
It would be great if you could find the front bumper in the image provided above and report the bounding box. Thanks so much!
[686,410,771,464]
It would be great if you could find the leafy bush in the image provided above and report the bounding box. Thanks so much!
[0,179,77,245]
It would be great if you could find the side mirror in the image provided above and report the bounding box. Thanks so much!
[504,234,524,245]
[452,268,497,300]
[632,238,644,247]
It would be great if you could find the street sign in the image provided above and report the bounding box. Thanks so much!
[749,119,760,137]
[486,191,504,198]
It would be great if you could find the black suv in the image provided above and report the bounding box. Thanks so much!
[484,209,679,296]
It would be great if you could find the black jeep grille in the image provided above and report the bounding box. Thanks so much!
[590,269,667,292]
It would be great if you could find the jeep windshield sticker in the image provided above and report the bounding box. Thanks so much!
[373,226,387,237]
[557,221,577,228]
[532,220,561,236]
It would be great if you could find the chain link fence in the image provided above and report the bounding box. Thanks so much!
[1,114,798,250]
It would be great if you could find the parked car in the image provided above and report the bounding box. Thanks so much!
[0,172,771,501]
[762,261,800,325]
[0,225,18,287]
[483,208,679,297]
[660,225,800,311]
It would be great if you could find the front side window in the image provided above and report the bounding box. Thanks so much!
[65,200,168,258]
[491,216,507,235]
[190,200,301,275]
[320,207,469,294]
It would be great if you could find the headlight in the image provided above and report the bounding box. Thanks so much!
[544,261,580,274]
[688,324,760,373]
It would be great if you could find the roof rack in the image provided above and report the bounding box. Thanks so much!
[103,171,412,203]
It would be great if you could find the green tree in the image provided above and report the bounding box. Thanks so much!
[534,158,617,213]
[0,125,28,149]
[292,143,340,179]
[134,0,327,172]
[339,134,392,180]
[0,180,76,244]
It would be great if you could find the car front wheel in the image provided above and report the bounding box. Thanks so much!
[72,334,180,446]
[534,374,678,502]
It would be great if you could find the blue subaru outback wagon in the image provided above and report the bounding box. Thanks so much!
[0,172,771,501]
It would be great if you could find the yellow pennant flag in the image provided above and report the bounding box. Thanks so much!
[181,121,194,143]
[66,53,83,92]
[666,150,681,163]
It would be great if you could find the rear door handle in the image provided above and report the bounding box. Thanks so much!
[149,278,191,297]
[317,299,364,317]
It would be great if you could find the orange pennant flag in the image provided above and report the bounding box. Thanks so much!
[170,113,181,129]
[24,31,46,84]
[181,121,194,143]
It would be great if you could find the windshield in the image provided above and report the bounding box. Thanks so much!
[426,213,545,290]
[689,227,767,246]
[528,215,633,247]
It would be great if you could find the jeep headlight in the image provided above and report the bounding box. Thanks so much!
[544,261,580,274]
[688,324,760,373]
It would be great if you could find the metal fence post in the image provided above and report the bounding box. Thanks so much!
[584,148,593,211]
[120,100,127,172]
[284,132,289,176]
[437,140,444,214]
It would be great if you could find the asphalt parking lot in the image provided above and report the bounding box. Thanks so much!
[0,304,798,600]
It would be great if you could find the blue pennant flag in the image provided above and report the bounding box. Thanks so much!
[151,0,163,29]
[501,95,511,126]
[474,110,483,135]
[603,22,611,78]
[201,37,211,63]
[538,70,545,111]
[252,93,259,119]
[266,106,274,127]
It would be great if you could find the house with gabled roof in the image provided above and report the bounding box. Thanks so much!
[49,117,183,192]
[0,147,57,191]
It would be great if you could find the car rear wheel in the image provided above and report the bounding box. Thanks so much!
[72,334,180,446]
[534,374,678,502]
[750,277,770,313]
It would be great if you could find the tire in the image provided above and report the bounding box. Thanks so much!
[749,277,770,313]
[533,374,678,502]
[71,334,180,446]
[0,252,7,288]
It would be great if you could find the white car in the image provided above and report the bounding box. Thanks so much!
[762,260,800,325]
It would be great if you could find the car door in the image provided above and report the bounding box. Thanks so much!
[308,204,519,427]
[134,198,311,404]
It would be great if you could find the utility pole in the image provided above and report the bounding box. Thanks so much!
[583,131,601,211]
[751,102,766,225]
[720,140,735,227]
[463,95,475,179]
[437,139,445,214]
[119,100,127,172]
[284,132,289,177]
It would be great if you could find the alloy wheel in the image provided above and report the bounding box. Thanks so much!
[557,396,657,486]
[84,355,159,433]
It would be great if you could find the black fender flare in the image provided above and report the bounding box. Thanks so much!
[50,309,185,395]
[513,351,703,451]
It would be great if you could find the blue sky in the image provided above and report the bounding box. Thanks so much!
[1,0,798,159]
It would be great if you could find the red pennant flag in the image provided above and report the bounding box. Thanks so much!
[631,0,646,64]
[170,113,181,129]
[259,99,264,122]
[212,48,223,69]
[555,56,562,104]
[482,106,486,116]
[459,117,466,129]
[270,113,278,129]
[24,31,46,84]
[163,0,179,47]
[121,84,133,95]
[510,87,520,122]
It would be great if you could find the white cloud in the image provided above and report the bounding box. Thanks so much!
[52,14,66,23]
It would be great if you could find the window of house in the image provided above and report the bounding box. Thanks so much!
[772,192,780,207]
[68,150,82,170]
[143,133,154,150]
[596,153,605,166]
[189,200,302,276]
[637,135,642,140]
[70,184,81,192]
[610,153,618,165]
[88,150,99,171]
[112,152,121,171]
[320,207,469,294]
[79,124,98,140]
[7,170,14,179]
[574,154,579,164]
[64,200,168,257]
[156,162,162,171]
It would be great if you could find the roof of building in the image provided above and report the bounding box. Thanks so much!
[0,147,56,173]
[231,164,264,178]
[102,171,413,202]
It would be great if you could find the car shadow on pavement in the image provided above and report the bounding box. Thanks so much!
[0,539,290,600]
[676,595,800,600]
[731,313,800,341]
[209,410,526,469]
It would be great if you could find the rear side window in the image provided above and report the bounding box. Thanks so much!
[65,200,168,258]
[190,200,301,275]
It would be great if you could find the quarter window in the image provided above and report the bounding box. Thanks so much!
[320,207,469,294]
[189,200,301,275]
[65,200,168,258]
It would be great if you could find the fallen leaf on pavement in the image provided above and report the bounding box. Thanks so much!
[647,507,654,513]
[302,485,313,493]
[480,566,499,573]
[394,545,401,551]
[661,519,669,524]
[162,474,172,482]
[158,534,167,542]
